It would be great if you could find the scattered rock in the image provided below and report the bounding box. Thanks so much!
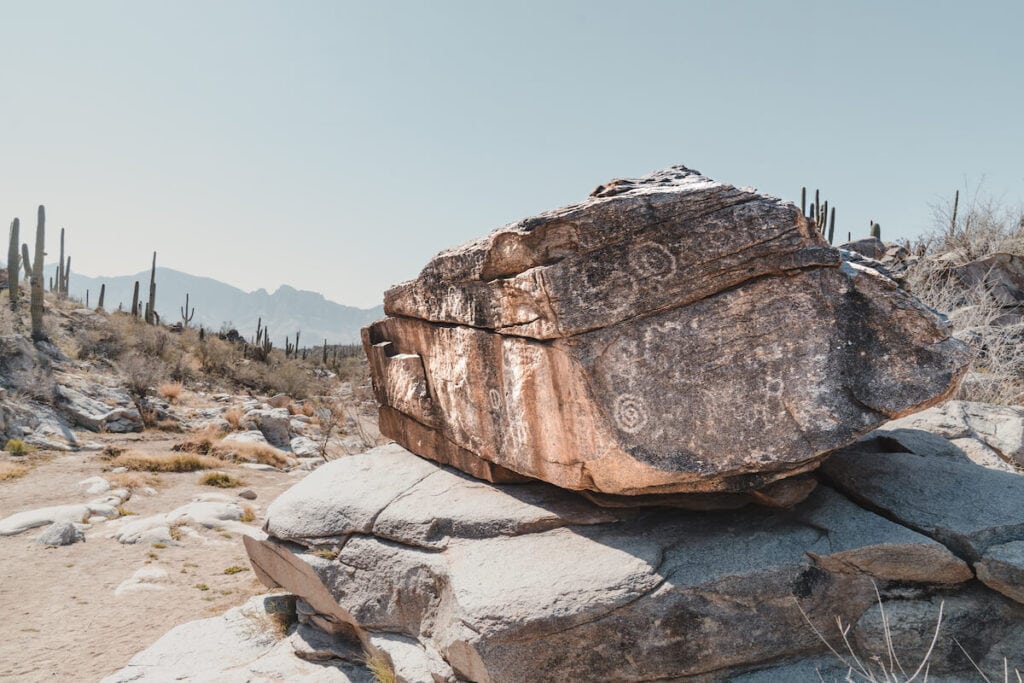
[114,567,171,597]
[222,430,270,447]
[0,504,91,536]
[268,393,292,408]
[77,476,110,495]
[109,500,262,544]
[243,408,291,447]
[238,489,257,500]
[366,165,969,496]
[976,541,1024,604]
[36,521,84,546]
[289,436,320,458]
[101,595,372,682]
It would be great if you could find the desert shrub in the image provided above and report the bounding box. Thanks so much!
[158,382,184,402]
[4,438,33,456]
[240,505,256,523]
[196,337,235,375]
[364,650,396,683]
[110,450,224,472]
[199,471,243,488]
[223,565,248,574]
[74,325,126,361]
[907,192,1024,404]
[0,462,29,481]
[118,351,168,404]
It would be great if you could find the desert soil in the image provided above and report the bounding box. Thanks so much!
[0,429,303,682]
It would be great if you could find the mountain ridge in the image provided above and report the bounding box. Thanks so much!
[21,264,383,346]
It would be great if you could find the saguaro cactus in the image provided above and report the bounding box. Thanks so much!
[97,283,106,310]
[30,206,45,341]
[8,218,20,310]
[180,293,195,327]
[57,228,65,298]
[145,252,157,325]
[870,221,882,240]
[21,243,31,282]
[131,280,140,319]
[62,256,70,296]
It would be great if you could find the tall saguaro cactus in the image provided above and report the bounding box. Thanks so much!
[57,228,65,298]
[97,283,106,311]
[30,206,46,341]
[8,218,20,310]
[180,292,194,327]
[131,281,140,319]
[145,252,157,324]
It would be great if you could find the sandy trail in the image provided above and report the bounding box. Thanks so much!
[0,430,303,682]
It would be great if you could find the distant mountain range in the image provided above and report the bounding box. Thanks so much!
[23,264,383,346]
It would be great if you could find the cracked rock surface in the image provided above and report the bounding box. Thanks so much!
[363,165,970,495]
[243,441,1024,682]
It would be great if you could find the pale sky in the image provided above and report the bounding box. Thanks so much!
[2,1,1021,308]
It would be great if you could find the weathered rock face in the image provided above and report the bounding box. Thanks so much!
[243,443,1024,682]
[364,166,970,495]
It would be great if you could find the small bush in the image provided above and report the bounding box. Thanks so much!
[0,462,29,481]
[311,548,339,560]
[4,439,33,456]
[158,382,184,403]
[364,650,396,683]
[151,542,167,549]
[199,471,243,488]
[111,451,224,472]
[195,583,209,591]
[240,505,257,523]
[101,445,125,459]
[223,565,248,575]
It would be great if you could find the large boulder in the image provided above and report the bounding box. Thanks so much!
[364,165,970,496]
[243,444,1024,682]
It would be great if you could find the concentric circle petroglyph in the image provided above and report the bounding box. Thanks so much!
[488,388,503,411]
[629,242,676,279]
[613,393,649,434]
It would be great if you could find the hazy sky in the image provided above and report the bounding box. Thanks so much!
[2,1,1021,308]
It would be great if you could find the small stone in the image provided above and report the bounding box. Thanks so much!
[238,489,258,500]
[36,522,84,546]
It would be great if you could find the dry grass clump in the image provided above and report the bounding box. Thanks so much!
[199,471,244,488]
[223,407,244,430]
[0,462,29,481]
[158,382,185,403]
[4,438,34,456]
[213,441,290,468]
[107,471,161,490]
[240,505,256,523]
[175,429,289,468]
[364,650,397,683]
[110,450,225,472]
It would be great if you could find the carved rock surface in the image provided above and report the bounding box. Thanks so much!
[365,166,970,495]
[240,444,1024,682]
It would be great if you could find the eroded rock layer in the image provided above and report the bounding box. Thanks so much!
[365,166,970,495]
[242,443,1024,683]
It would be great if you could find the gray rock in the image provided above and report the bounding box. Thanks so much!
[289,435,320,457]
[36,521,84,546]
[102,594,373,682]
[883,400,1024,469]
[821,449,1024,561]
[246,445,984,682]
[976,541,1024,604]
[237,489,258,500]
[0,504,91,536]
[222,430,270,446]
[54,380,142,433]
[243,408,291,447]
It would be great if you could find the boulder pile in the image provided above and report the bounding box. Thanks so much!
[364,166,969,497]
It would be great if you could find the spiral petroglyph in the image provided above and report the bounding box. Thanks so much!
[629,242,676,280]
[613,393,649,434]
